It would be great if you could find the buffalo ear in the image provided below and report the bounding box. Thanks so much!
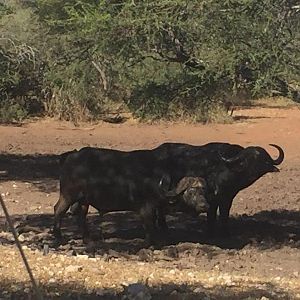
[159,174,171,192]
[214,186,219,196]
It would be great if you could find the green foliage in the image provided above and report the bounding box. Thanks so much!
[0,98,28,123]
[0,0,299,122]
[0,1,45,122]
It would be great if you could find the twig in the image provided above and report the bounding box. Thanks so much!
[0,194,44,300]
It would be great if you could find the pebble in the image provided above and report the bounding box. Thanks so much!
[274,276,281,281]
[193,287,203,293]
[76,254,89,260]
[187,272,195,277]
[18,234,25,242]
[65,265,83,273]
[43,244,49,256]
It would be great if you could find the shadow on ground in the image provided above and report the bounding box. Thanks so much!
[232,115,273,122]
[0,209,299,255]
[0,279,293,300]
[0,153,61,193]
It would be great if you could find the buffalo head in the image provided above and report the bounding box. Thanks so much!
[218,144,284,191]
[161,176,209,214]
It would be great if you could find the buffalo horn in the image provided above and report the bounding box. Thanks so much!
[219,150,244,164]
[269,144,284,165]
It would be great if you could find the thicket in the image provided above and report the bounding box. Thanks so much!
[1,0,299,122]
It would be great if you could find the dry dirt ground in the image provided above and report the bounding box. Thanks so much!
[0,104,299,299]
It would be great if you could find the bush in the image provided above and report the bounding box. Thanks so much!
[0,0,299,122]
[0,99,28,123]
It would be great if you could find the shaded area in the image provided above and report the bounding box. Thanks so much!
[0,153,61,193]
[0,209,299,255]
[0,153,60,180]
[232,115,271,122]
[0,279,294,299]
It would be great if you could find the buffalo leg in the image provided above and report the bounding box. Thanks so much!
[218,198,234,237]
[77,202,90,242]
[206,201,218,237]
[53,194,72,238]
[69,202,81,215]
[156,205,168,231]
[140,203,156,245]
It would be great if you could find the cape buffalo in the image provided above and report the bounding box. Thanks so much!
[58,141,284,239]
[54,147,209,243]
[153,142,284,236]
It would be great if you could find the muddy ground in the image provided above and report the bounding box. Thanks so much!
[0,104,299,299]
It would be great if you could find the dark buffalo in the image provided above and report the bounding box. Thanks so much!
[54,147,209,243]
[58,141,284,239]
[59,149,77,166]
[153,142,284,236]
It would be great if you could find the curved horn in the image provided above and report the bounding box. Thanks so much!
[166,177,206,197]
[219,149,244,164]
[165,177,194,197]
[159,174,171,192]
[269,144,284,165]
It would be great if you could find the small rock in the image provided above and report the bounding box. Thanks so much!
[66,250,77,257]
[164,246,179,259]
[193,288,203,293]
[260,297,270,300]
[18,234,25,242]
[274,276,281,281]
[58,243,72,251]
[137,249,153,262]
[187,272,194,277]
[43,244,49,256]
[76,254,89,260]
[65,265,83,273]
